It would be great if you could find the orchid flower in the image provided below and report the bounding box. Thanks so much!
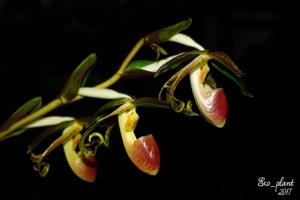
[0,19,252,182]
[128,33,252,127]
[118,103,160,175]
[26,88,133,182]
[23,117,97,182]
[78,88,160,176]
[169,34,227,127]
[62,122,97,182]
[78,95,161,176]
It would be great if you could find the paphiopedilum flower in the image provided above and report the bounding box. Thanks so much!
[77,88,160,175]
[118,103,160,175]
[129,33,252,128]
[161,52,229,127]
[26,118,98,182]
[170,34,228,127]
[189,57,228,127]
[25,88,133,181]
[62,122,97,183]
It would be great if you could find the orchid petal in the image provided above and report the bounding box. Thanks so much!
[25,116,75,128]
[118,105,160,175]
[169,33,205,50]
[63,123,97,183]
[141,53,183,72]
[78,87,132,100]
[190,64,228,127]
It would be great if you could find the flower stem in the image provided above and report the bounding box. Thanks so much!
[71,38,144,102]
[0,38,145,141]
[95,38,144,89]
[0,98,64,141]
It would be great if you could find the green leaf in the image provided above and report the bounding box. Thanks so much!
[124,59,156,79]
[210,60,254,98]
[61,53,97,101]
[145,18,192,44]
[94,98,130,120]
[125,54,184,78]
[27,120,75,154]
[2,129,27,140]
[0,97,42,132]
[127,60,156,71]
[154,50,205,77]
[133,97,171,109]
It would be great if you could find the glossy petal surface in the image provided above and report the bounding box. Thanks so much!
[118,107,160,175]
[63,130,97,182]
[190,67,228,127]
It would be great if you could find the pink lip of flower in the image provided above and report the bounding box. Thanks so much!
[118,105,160,175]
[190,63,228,128]
[63,123,97,183]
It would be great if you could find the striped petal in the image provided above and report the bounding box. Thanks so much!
[190,64,228,128]
[118,106,160,175]
[169,34,228,127]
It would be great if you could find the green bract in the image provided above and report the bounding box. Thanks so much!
[61,53,97,101]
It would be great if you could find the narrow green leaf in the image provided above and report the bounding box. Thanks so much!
[94,98,130,120]
[2,129,27,140]
[133,97,170,109]
[61,53,97,101]
[145,18,192,44]
[210,60,254,98]
[127,60,156,71]
[124,59,156,78]
[27,120,75,154]
[0,97,42,131]
[154,50,205,77]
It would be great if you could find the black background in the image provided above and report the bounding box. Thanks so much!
[0,0,298,199]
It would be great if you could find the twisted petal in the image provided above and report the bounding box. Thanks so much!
[63,123,97,182]
[169,33,205,50]
[118,106,160,175]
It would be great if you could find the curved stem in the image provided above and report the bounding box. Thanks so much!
[0,98,64,141]
[95,38,144,89]
[0,39,145,142]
